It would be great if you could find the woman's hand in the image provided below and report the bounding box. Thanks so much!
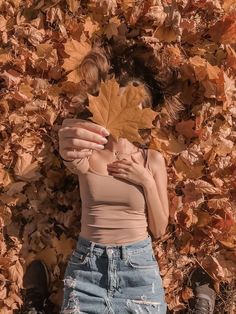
[107,154,153,187]
[58,118,109,161]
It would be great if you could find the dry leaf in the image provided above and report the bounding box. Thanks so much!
[62,39,91,82]
[87,77,158,143]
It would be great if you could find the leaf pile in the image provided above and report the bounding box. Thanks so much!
[0,1,235,313]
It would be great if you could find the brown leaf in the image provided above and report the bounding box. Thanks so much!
[83,16,100,37]
[182,56,226,100]
[88,77,158,143]
[0,166,12,187]
[223,0,236,12]
[34,247,58,268]
[62,39,91,83]
[182,286,194,302]
[14,152,41,181]
[201,255,226,282]
[175,119,196,138]
[195,179,222,194]
[0,48,11,64]
[66,0,80,13]
[150,130,187,154]
[104,16,120,39]
[226,45,236,71]
[8,260,23,287]
[174,157,205,180]
[208,14,236,44]
[13,84,33,103]
[51,233,75,262]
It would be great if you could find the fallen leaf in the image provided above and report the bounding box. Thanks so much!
[88,77,158,143]
[62,39,91,83]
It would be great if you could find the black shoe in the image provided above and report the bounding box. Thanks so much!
[188,267,216,314]
[22,260,50,314]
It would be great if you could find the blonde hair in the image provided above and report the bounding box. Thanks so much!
[78,47,110,95]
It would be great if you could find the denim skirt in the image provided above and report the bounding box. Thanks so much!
[61,234,167,314]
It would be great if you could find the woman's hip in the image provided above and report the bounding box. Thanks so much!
[64,234,165,294]
[62,234,167,313]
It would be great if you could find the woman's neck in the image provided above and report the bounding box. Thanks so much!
[105,135,138,153]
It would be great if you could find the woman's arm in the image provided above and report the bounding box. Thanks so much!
[142,150,169,239]
[58,119,109,174]
[63,156,90,175]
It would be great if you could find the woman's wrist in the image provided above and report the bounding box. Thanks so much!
[141,175,155,190]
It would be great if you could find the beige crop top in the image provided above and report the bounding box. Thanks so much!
[65,148,151,245]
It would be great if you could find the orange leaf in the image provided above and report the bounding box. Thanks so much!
[66,0,80,13]
[175,119,196,138]
[62,39,91,83]
[226,45,236,71]
[87,77,158,144]
[208,14,236,44]
[104,16,120,39]
[14,152,41,181]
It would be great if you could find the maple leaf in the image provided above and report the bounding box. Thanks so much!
[118,0,135,11]
[87,77,158,144]
[104,16,120,39]
[0,48,11,64]
[51,233,75,262]
[226,45,236,71]
[62,39,91,83]
[14,152,41,181]
[181,56,225,100]
[83,16,100,37]
[89,0,117,16]
[208,14,236,44]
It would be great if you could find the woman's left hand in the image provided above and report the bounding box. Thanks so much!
[107,154,152,187]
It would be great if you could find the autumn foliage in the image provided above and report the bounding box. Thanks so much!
[0,0,236,313]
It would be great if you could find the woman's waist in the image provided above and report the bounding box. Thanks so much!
[79,227,149,246]
[81,213,148,228]
[81,207,147,228]
[82,203,147,213]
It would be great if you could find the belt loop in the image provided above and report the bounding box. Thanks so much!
[121,245,127,260]
[89,241,95,257]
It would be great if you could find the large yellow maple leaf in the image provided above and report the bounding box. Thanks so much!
[87,77,158,144]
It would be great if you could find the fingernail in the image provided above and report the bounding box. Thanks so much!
[102,129,110,136]
[100,137,108,144]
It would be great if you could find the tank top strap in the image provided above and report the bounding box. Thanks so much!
[141,147,148,168]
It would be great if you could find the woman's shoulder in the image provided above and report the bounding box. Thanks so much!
[147,148,164,160]
[146,148,166,174]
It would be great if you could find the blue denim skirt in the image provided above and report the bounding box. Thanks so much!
[61,234,167,313]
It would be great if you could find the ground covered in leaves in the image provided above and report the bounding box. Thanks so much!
[0,0,236,313]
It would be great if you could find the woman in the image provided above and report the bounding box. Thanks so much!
[59,45,169,313]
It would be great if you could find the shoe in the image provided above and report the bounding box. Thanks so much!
[22,260,50,313]
[188,267,216,314]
